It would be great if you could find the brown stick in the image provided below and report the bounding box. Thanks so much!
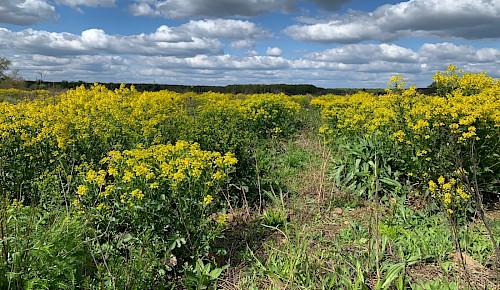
[373,152,381,280]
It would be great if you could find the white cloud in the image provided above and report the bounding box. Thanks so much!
[129,2,160,17]
[127,0,356,19]
[0,27,223,57]
[285,0,500,43]
[245,50,259,56]
[128,0,296,19]
[306,44,418,64]
[266,47,283,56]
[0,19,269,57]
[0,0,56,25]
[419,42,500,63]
[81,29,109,49]
[285,21,387,43]
[181,19,271,40]
[54,0,115,7]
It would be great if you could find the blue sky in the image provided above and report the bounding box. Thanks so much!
[1,0,500,88]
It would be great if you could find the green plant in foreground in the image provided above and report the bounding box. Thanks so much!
[0,200,92,289]
[182,259,229,290]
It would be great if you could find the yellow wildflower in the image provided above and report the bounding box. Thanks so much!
[457,187,470,199]
[77,185,87,196]
[192,168,202,177]
[170,171,185,184]
[443,193,452,204]
[130,189,144,199]
[108,166,118,176]
[428,180,437,192]
[204,195,213,205]
[123,170,135,182]
[85,170,98,182]
[212,171,224,180]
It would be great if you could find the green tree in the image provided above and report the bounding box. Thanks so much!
[0,56,12,80]
[0,57,25,89]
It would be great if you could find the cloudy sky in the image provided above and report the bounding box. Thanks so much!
[1,0,499,88]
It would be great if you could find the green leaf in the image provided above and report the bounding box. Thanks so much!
[381,262,405,289]
[379,177,402,188]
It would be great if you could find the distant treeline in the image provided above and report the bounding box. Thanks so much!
[25,80,436,96]
[25,80,389,95]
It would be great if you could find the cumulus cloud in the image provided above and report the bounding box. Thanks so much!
[141,54,290,70]
[0,19,269,57]
[306,44,418,64]
[128,2,160,17]
[181,19,271,40]
[0,0,57,25]
[0,0,120,25]
[285,0,500,43]
[245,50,259,56]
[0,27,223,57]
[419,42,500,63]
[129,0,296,19]
[266,47,283,56]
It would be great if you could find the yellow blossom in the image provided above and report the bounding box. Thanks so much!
[123,170,135,182]
[457,187,470,199]
[108,166,118,176]
[428,180,437,192]
[130,189,144,199]
[204,195,213,205]
[85,170,98,182]
[443,193,452,204]
[212,171,224,180]
[77,185,87,196]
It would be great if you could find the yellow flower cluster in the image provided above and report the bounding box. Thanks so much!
[312,67,499,185]
[0,84,187,152]
[428,175,471,214]
[73,140,238,213]
[312,91,400,134]
[312,81,499,141]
